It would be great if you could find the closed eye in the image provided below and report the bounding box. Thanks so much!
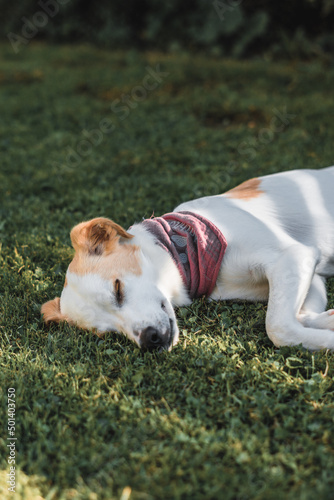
[114,279,124,306]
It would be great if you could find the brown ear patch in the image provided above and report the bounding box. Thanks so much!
[41,297,66,324]
[225,178,263,200]
[70,217,133,255]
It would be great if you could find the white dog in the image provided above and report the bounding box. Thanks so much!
[42,166,334,352]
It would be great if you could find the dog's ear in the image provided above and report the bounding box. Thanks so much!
[41,297,66,324]
[70,217,133,256]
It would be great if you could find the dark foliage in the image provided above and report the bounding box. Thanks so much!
[1,0,334,58]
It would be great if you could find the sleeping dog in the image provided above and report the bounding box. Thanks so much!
[42,166,334,351]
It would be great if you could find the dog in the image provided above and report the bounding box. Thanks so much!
[42,166,334,352]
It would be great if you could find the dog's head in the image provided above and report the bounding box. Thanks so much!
[41,218,179,351]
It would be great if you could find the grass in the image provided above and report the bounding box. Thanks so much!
[0,43,334,499]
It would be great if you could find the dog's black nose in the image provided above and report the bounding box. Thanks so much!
[140,326,165,351]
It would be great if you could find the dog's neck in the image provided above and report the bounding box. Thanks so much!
[128,222,192,306]
[129,211,227,303]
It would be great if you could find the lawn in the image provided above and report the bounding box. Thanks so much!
[0,43,334,500]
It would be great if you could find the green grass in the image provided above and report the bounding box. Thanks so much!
[1,43,334,500]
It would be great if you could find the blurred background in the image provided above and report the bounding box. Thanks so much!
[1,0,334,59]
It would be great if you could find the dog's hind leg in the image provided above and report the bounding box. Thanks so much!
[299,273,327,315]
[265,245,334,350]
[297,274,334,330]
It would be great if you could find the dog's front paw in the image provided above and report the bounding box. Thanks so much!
[299,310,334,330]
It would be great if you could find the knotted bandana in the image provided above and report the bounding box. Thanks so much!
[141,211,227,299]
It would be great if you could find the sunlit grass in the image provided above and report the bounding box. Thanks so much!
[0,43,334,499]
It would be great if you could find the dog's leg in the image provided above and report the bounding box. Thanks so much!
[299,274,327,314]
[265,245,334,350]
[297,274,334,330]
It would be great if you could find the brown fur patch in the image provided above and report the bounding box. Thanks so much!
[68,243,141,278]
[225,178,263,200]
[68,217,141,279]
[70,217,133,255]
[41,297,66,324]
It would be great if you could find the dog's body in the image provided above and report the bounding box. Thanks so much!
[42,166,334,351]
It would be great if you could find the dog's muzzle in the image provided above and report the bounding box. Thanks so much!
[139,322,174,352]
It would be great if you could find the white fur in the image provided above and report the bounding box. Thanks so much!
[61,166,334,351]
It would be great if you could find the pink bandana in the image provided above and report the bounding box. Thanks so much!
[141,211,227,299]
